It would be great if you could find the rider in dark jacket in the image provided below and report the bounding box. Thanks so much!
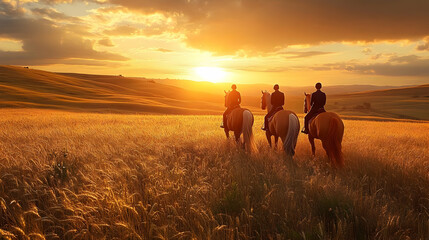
[221,84,241,129]
[302,82,326,134]
[262,84,284,131]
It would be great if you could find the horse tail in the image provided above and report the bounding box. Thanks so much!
[242,110,256,152]
[327,117,344,168]
[284,113,300,156]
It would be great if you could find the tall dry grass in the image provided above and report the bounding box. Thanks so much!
[0,109,428,239]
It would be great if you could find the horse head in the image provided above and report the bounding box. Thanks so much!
[261,90,271,111]
[224,90,230,107]
[303,92,311,113]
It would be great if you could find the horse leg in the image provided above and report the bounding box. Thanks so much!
[234,131,243,148]
[308,135,316,157]
[322,140,335,167]
[265,131,272,147]
[274,135,279,148]
[225,129,230,138]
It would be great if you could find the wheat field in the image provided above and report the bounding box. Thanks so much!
[0,109,428,239]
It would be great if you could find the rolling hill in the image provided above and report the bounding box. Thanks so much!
[153,78,410,97]
[327,84,429,120]
[0,65,228,114]
[0,65,428,120]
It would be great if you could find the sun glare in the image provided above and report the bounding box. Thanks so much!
[193,66,227,83]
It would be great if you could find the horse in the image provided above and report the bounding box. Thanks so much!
[261,91,300,157]
[304,93,344,168]
[223,91,255,152]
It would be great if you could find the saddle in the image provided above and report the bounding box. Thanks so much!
[225,104,240,118]
[308,108,326,125]
[226,107,245,131]
[267,107,283,123]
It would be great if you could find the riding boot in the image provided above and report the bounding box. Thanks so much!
[302,115,310,134]
[221,116,227,128]
[301,127,309,134]
[301,118,309,134]
[261,119,268,131]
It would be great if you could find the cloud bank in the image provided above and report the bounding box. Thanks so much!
[0,1,127,65]
[107,0,429,54]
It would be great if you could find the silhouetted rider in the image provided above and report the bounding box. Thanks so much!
[302,82,326,134]
[221,84,241,129]
[262,84,284,131]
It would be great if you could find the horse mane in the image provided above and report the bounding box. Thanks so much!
[304,93,312,113]
[262,91,272,112]
[224,90,230,107]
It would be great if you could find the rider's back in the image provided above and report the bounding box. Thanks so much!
[271,91,284,108]
[227,90,241,108]
[311,90,326,110]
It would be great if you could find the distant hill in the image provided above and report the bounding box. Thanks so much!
[153,78,409,97]
[152,78,429,120]
[328,84,429,120]
[0,66,227,114]
[0,66,428,120]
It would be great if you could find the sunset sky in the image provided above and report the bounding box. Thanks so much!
[1,0,429,86]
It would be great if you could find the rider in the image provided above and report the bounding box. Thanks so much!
[221,84,241,129]
[262,84,284,131]
[302,82,326,134]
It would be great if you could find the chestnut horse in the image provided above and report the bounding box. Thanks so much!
[304,93,344,167]
[224,91,255,152]
[261,91,300,156]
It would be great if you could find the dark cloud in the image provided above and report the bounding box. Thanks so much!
[371,53,383,60]
[416,40,429,51]
[0,1,127,65]
[389,55,420,63]
[31,7,80,22]
[107,0,429,54]
[155,48,173,53]
[38,0,73,4]
[0,1,25,17]
[98,38,114,47]
[62,23,95,37]
[331,55,429,76]
[362,48,372,55]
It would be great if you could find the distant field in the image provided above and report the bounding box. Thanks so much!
[0,110,427,239]
[1,65,428,120]
[328,86,429,120]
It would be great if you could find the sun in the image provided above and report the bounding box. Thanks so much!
[193,66,227,83]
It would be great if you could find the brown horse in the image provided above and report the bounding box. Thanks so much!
[261,91,300,156]
[224,91,255,152]
[304,93,344,167]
